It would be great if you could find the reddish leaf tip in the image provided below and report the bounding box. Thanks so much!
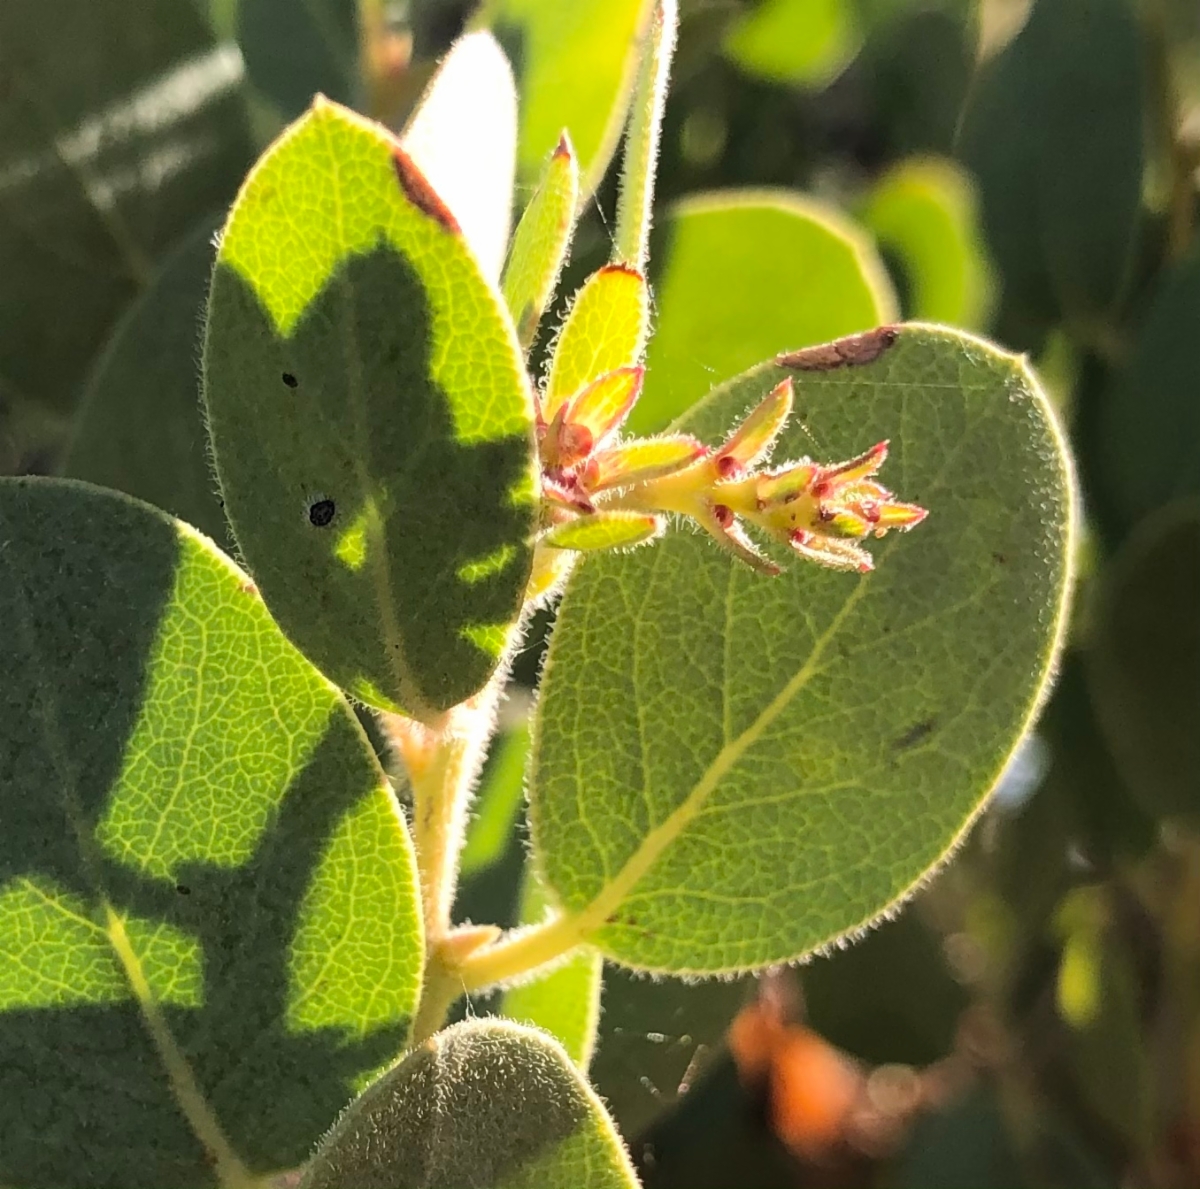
[391,147,461,234]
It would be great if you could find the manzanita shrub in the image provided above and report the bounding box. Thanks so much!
[0,3,1074,1186]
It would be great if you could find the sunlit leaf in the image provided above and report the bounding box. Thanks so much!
[401,31,518,284]
[531,324,1074,974]
[0,478,422,1188]
[503,134,580,349]
[461,722,531,880]
[300,1019,639,1188]
[203,98,536,716]
[724,0,861,88]
[862,156,994,328]
[628,191,896,435]
[545,265,649,418]
[485,0,652,195]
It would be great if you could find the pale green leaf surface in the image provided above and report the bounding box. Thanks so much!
[401,31,518,284]
[724,0,861,88]
[1087,503,1200,822]
[545,264,649,416]
[300,1019,639,1189]
[486,0,650,194]
[203,98,536,716]
[63,217,229,545]
[0,478,423,1187]
[531,324,1074,974]
[503,135,580,349]
[460,722,532,879]
[862,157,994,329]
[629,191,896,435]
[958,0,1143,331]
[500,875,603,1069]
[0,0,253,413]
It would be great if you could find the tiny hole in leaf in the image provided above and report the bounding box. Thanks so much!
[309,499,336,527]
[281,372,298,388]
[175,884,191,896]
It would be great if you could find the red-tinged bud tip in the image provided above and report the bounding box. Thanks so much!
[712,503,734,528]
[716,455,741,479]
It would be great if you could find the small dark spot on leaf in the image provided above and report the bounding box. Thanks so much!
[777,326,900,372]
[893,719,937,751]
[175,884,191,896]
[392,148,461,234]
[309,499,336,527]
[993,551,1008,565]
[281,372,298,388]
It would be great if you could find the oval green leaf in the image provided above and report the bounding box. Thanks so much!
[64,218,228,545]
[0,477,422,1188]
[862,156,994,329]
[300,1018,639,1189]
[724,0,861,88]
[485,0,651,195]
[958,0,1144,334]
[203,97,537,717]
[628,190,896,435]
[531,324,1074,974]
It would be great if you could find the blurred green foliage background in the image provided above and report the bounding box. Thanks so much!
[3,0,1199,1185]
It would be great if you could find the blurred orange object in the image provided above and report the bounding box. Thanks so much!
[730,992,865,1162]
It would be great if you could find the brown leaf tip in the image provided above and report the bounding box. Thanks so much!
[391,148,461,235]
[598,262,645,281]
[553,131,573,160]
[777,326,900,372]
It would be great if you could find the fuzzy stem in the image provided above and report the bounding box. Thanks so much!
[613,0,678,272]
[387,682,500,947]
[409,951,466,1048]
[456,911,586,994]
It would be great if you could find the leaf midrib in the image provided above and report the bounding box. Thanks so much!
[562,572,873,941]
[322,113,433,720]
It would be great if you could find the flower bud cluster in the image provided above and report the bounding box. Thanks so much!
[536,368,927,574]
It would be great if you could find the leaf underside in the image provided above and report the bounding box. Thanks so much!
[531,323,1074,974]
[300,1019,639,1189]
[0,478,422,1188]
[203,99,536,716]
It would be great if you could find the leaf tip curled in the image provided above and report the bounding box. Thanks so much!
[391,147,462,235]
[777,325,900,372]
